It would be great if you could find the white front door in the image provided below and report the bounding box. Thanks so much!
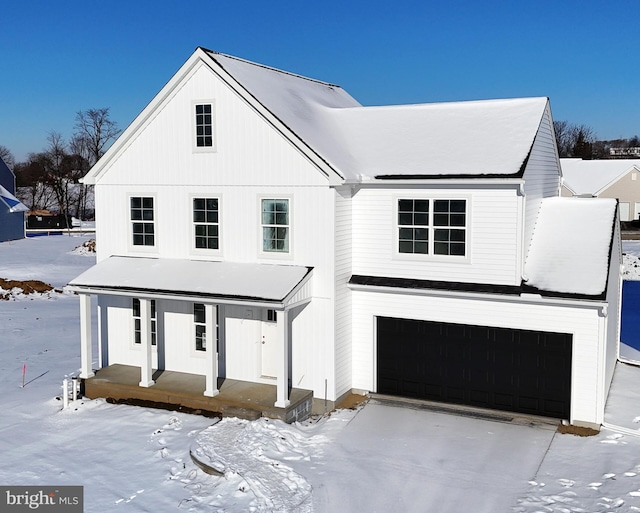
[261,309,279,379]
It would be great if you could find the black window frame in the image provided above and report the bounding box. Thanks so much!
[131,196,155,247]
[193,197,220,250]
[195,103,213,148]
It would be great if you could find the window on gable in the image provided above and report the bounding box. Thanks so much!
[131,196,154,246]
[397,198,466,257]
[193,198,219,250]
[195,104,213,148]
[133,298,156,346]
[261,199,289,253]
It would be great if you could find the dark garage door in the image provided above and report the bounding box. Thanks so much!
[377,317,572,419]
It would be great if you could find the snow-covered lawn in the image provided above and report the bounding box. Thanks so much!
[1,234,640,512]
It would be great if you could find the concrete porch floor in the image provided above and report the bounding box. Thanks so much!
[83,364,313,423]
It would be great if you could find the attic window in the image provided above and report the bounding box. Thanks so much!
[195,103,214,148]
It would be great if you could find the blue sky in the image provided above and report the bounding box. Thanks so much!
[2,0,638,162]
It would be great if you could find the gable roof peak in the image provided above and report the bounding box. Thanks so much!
[199,47,342,89]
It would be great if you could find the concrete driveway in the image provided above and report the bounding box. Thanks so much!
[307,400,557,513]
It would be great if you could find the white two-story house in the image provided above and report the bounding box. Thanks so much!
[69,48,621,428]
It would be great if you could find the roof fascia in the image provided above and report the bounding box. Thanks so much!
[83,49,213,185]
[200,51,344,185]
[544,100,562,178]
[345,178,524,188]
[66,284,285,309]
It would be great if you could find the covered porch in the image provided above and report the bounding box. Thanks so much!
[83,364,313,422]
[68,256,314,421]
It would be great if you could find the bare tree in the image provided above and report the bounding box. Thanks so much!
[553,121,596,158]
[0,145,15,169]
[571,124,595,159]
[72,108,120,219]
[553,120,572,157]
[73,108,121,166]
[14,155,57,211]
[43,131,73,218]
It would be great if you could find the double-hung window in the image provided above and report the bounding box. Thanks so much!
[261,199,289,253]
[133,298,156,346]
[194,303,206,351]
[398,199,429,254]
[194,304,218,352]
[433,199,466,256]
[397,198,466,256]
[193,198,219,250]
[195,103,213,148]
[131,196,154,246]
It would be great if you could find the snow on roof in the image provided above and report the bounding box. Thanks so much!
[206,50,361,178]
[206,50,547,181]
[68,256,312,304]
[524,197,617,296]
[561,158,640,196]
[0,184,28,212]
[327,98,547,179]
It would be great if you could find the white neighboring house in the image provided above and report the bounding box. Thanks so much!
[561,158,640,221]
[69,48,621,428]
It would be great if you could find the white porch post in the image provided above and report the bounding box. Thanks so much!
[139,298,155,387]
[204,303,219,397]
[79,293,94,379]
[275,309,290,408]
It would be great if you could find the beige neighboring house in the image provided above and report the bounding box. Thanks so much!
[561,158,640,221]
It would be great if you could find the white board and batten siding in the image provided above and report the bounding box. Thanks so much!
[351,185,522,286]
[95,61,330,189]
[91,59,348,402]
[522,105,561,253]
[351,290,609,426]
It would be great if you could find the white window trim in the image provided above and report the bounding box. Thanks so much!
[393,194,471,263]
[190,193,223,258]
[192,100,217,153]
[258,195,293,260]
[128,193,158,254]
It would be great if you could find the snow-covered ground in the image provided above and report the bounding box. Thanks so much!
[623,241,640,280]
[1,234,640,512]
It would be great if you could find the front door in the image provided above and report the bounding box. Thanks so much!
[261,309,279,379]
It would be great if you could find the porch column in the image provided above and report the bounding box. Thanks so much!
[204,303,219,397]
[79,293,94,379]
[139,298,155,387]
[275,309,290,408]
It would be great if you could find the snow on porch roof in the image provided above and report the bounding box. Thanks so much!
[68,256,313,306]
[523,197,617,297]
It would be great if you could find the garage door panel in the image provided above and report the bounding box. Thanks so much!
[377,317,572,419]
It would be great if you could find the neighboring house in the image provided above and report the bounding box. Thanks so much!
[69,48,621,428]
[561,158,640,221]
[0,156,28,242]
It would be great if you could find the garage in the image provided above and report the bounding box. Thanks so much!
[376,316,572,419]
